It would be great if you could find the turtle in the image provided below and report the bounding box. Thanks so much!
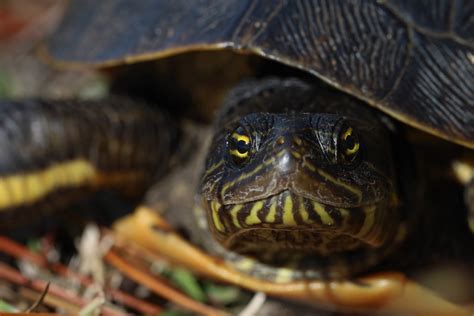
[1,0,473,314]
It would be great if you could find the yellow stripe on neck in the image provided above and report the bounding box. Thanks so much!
[282,195,296,226]
[0,159,97,211]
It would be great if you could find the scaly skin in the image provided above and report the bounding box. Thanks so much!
[199,78,408,280]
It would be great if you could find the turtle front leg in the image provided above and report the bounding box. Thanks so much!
[0,98,178,228]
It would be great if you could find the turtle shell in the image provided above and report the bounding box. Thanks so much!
[43,0,474,148]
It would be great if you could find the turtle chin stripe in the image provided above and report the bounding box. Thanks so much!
[204,190,400,258]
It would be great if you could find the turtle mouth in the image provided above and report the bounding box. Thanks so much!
[206,190,399,257]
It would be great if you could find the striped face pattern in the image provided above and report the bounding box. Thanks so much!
[200,79,404,277]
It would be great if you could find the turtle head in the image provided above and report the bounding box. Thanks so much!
[200,80,406,276]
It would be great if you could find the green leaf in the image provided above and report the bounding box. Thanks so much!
[26,238,42,253]
[159,310,193,316]
[204,282,242,305]
[168,267,206,302]
[0,70,10,98]
[0,300,18,312]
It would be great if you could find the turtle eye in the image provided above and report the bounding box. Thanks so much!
[337,125,360,162]
[228,126,252,165]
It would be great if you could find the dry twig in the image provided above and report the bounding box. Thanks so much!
[0,235,162,314]
[105,249,228,316]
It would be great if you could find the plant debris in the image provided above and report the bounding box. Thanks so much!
[0,225,253,315]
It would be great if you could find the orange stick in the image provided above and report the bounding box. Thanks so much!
[104,249,228,316]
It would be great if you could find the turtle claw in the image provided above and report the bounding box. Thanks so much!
[113,206,473,316]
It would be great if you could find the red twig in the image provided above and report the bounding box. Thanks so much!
[0,236,162,315]
[0,261,85,308]
[0,261,127,316]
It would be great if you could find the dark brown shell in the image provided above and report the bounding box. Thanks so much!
[44,0,474,148]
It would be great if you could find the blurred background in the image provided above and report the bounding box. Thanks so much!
[0,0,106,102]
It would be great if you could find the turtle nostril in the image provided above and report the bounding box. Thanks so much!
[276,136,285,146]
[293,136,303,147]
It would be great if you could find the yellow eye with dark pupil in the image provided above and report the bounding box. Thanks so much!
[229,130,251,162]
[236,139,250,154]
[340,126,360,159]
